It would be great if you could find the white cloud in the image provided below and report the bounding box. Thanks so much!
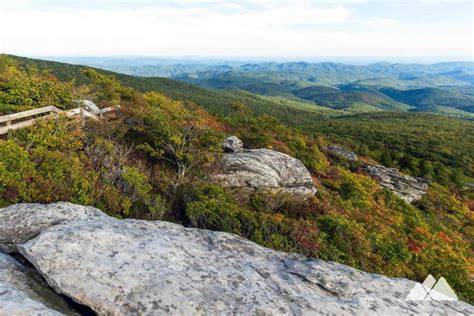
[0,0,472,58]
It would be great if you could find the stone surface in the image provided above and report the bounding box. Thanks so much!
[82,100,100,114]
[324,145,358,161]
[363,165,429,203]
[0,202,109,253]
[222,136,243,152]
[213,148,316,196]
[7,203,471,315]
[0,253,77,316]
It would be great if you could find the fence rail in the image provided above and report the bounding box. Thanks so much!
[0,105,118,135]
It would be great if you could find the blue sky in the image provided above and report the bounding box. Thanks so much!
[0,0,472,60]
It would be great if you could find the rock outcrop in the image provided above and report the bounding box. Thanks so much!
[0,203,471,315]
[214,137,316,196]
[363,165,429,203]
[222,135,243,152]
[0,202,109,253]
[82,100,100,114]
[324,145,358,161]
[0,253,77,315]
[322,144,428,203]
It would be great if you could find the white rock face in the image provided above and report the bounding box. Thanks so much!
[213,148,316,196]
[222,136,244,152]
[0,253,76,316]
[324,145,358,161]
[363,165,429,203]
[82,100,100,114]
[4,203,469,315]
[0,202,109,253]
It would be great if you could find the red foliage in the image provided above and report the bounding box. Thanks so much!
[290,221,320,256]
[406,238,425,255]
[437,231,452,243]
[4,188,19,201]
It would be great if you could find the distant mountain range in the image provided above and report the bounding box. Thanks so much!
[33,57,474,119]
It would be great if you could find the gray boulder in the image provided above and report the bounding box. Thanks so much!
[363,165,428,203]
[0,253,77,315]
[213,148,316,196]
[0,202,109,253]
[7,203,471,315]
[324,145,358,161]
[82,100,100,114]
[222,136,243,152]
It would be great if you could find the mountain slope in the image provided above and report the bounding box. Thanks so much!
[9,55,341,125]
[294,86,410,111]
[379,87,474,112]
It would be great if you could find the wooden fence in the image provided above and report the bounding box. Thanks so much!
[0,105,118,135]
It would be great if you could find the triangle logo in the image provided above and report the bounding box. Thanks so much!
[406,275,458,301]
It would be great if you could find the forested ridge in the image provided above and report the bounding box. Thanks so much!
[0,54,473,302]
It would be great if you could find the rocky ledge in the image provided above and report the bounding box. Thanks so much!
[324,144,428,203]
[213,136,316,196]
[363,165,429,203]
[1,202,472,315]
[0,253,79,315]
[324,145,358,161]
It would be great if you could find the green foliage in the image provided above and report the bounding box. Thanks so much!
[0,58,75,114]
[81,68,137,107]
[310,112,474,185]
[185,184,245,233]
[0,119,96,206]
[184,183,321,255]
[120,166,167,218]
[0,140,34,206]
[127,91,223,202]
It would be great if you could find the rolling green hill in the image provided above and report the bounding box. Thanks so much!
[379,87,474,112]
[339,84,474,117]
[294,86,410,111]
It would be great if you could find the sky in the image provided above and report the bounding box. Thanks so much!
[0,0,473,61]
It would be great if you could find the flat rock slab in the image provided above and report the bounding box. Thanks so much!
[213,148,316,196]
[0,253,77,316]
[18,214,473,315]
[0,202,109,253]
[363,165,428,203]
[324,145,358,161]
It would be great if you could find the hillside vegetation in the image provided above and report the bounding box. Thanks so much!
[0,54,473,302]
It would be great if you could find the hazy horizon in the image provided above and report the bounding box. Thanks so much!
[22,55,474,66]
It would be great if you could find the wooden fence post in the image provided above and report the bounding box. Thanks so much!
[80,108,85,127]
